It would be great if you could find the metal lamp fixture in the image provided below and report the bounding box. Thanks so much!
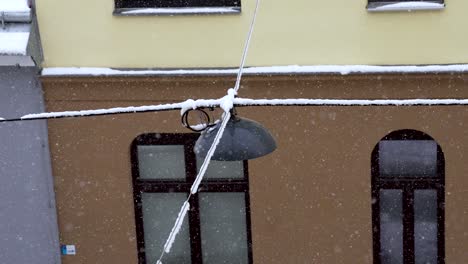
[192,111,277,161]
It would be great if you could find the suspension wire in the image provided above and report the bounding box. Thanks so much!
[0,98,465,123]
[0,99,221,123]
[232,98,468,106]
[2,98,468,124]
[234,0,261,93]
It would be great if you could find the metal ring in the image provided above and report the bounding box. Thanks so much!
[181,108,215,132]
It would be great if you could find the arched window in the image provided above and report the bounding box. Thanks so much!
[371,130,445,264]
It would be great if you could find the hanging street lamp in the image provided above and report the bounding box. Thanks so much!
[182,108,277,161]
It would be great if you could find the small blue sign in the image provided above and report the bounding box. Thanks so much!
[61,245,76,255]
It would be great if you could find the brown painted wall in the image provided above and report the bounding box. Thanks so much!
[42,74,468,263]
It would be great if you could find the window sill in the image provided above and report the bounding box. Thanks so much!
[113,7,241,16]
[367,1,445,12]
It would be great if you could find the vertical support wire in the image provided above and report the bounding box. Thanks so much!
[155,1,261,263]
[234,0,261,93]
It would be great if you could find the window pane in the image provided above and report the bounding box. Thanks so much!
[414,190,438,264]
[196,158,244,179]
[141,193,191,264]
[137,145,186,180]
[380,189,403,264]
[199,193,248,264]
[379,140,437,177]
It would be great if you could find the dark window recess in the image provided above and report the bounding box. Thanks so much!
[131,133,252,264]
[371,129,445,264]
[116,0,241,8]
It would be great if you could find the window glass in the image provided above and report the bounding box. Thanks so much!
[414,190,438,264]
[199,192,248,264]
[196,158,244,179]
[380,189,403,264]
[379,140,437,177]
[141,193,191,264]
[137,145,186,180]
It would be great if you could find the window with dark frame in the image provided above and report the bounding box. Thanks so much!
[115,0,241,9]
[371,130,445,264]
[131,133,252,264]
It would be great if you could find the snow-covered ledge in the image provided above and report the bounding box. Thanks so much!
[367,1,445,12]
[41,64,468,77]
[113,7,241,16]
[0,32,30,55]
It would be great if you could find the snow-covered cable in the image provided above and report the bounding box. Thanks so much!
[2,98,468,123]
[0,98,222,123]
[162,200,190,254]
[190,111,231,194]
[233,0,260,93]
[233,98,468,106]
[156,98,233,264]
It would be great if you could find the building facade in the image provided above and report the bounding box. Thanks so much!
[36,0,467,263]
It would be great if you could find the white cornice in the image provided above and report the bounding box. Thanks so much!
[41,64,468,77]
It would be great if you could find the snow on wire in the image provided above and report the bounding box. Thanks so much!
[233,98,468,106]
[162,200,190,254]
[2,98,468,123]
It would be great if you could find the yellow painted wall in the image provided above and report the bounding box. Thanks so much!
[36,0,468,68]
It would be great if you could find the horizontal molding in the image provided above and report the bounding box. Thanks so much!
[42,64,468,77]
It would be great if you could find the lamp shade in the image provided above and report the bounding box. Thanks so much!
[194,115,277,161]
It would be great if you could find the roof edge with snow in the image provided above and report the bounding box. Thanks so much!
[41,64,468,77]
